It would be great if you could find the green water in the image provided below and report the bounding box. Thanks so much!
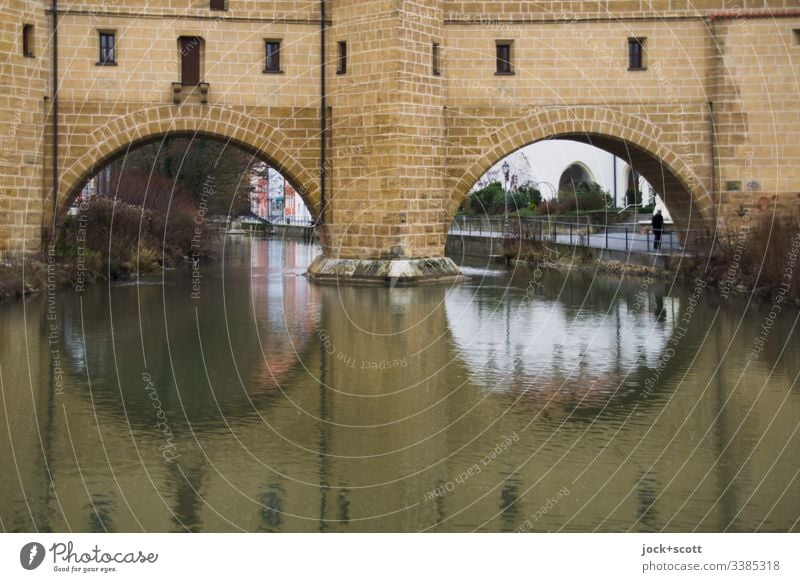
[1,237,798,532]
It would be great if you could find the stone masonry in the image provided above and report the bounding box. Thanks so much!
[0,1,798,282]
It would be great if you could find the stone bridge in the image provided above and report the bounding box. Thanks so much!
[1,1,798,282]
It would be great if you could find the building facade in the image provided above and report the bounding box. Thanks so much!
[1,1,798,282]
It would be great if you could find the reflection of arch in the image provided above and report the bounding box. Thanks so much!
[450,107,713,232]
[558,162,595,193]
[57,105,320,223]
[57,239,319,428]
[444,272,684,416]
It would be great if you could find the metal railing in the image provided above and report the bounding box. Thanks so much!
[448,216,710,255]
[270,217,315,227]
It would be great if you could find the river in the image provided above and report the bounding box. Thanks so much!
[0,237,798,532]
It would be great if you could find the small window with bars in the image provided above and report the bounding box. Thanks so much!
[495,41,513,75]
[98,31,116,65]
[337,41,347,74]
[628,38,646,70]
[22,24,34,58]
[264,40,282,73]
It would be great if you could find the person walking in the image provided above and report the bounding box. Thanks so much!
[651,209,664,250]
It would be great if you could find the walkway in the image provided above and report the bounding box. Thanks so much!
[448,218,690,256]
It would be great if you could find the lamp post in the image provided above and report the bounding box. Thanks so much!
[502,160,510,232]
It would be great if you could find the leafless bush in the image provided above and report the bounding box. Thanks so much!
[59,173,210,277]
[715,214,800,296]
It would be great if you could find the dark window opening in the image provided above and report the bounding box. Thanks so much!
[265,40,282,73]
[496,42,512,75]
[337,41,347,74]
[794,29,800,46]
[98,31,116,65]
[432,43,441,76]
[180,36,202,85]
[628,38,645,70]
[22,24,34,58]
[210,0,225,10]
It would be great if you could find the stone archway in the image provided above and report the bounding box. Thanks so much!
[54,105,321,225]
[558,162,596,194]
[449,107,715,235]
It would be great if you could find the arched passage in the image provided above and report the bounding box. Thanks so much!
[558,162,595,194]
[449,107,714,235]
[54,106,321,226]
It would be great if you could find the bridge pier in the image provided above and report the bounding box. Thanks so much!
[307,256,462,286]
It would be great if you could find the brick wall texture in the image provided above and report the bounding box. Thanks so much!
[0,1,798,258]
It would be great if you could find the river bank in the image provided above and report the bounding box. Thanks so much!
[0,195,222,303]
[0,251,128,302]
[520,245,800,305]
[447,225,800,304]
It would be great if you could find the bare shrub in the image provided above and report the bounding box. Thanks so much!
[741,216,800,292]
[59,172,210,277]
[714,214,800,297]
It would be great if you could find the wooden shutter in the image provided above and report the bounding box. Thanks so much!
[181,37,201,86]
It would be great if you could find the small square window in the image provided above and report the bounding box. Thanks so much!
[98,31,116,65]
[337,41,347,74]
[264,40,282,73]
[794,29,800,46]
[210,0,225,10]
[496,41,513,75]
[22,24,34,58]
[432,43,441,76]
[628,37,646,70]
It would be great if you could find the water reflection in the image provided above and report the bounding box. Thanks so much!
[0,238,798,533]
[446,268,680,411]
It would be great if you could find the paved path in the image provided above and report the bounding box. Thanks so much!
[448,225,684,255]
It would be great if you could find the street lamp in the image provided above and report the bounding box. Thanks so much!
[502,160,510,230]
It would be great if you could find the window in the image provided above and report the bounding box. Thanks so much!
[210,0,225,10]
[22,24,34,58]
[98,31,116,65]
[265,40,282,73]
[180,36,202,85]
[628,37,645,70]
[794,29,800,46]
[496,41,513,75]
[432,43,441,76]
[337,41,347,74]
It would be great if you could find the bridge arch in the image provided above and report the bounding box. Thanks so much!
[558,161,596,194]
[450,107,714,233]
[56,105,321,223]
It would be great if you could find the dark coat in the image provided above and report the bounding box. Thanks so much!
[651,213,664,231]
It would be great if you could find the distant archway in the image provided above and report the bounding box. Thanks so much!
[558,162,595,194]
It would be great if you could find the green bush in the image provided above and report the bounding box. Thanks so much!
[469,180,542,215]
[469,182,505,215]
[537,183,612,216]
[515,181,542,208]
[558,182,612,211]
